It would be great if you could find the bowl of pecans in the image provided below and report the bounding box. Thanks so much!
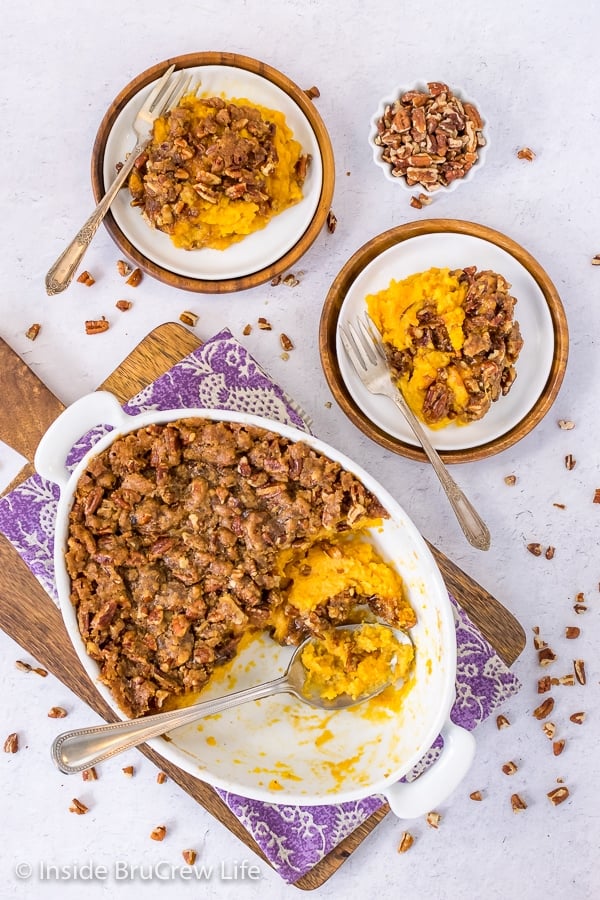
[370,80,488,194]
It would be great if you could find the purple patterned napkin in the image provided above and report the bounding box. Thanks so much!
[0,329,520,884]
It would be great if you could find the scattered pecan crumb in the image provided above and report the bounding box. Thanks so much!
[150,825,167,841]
[283,273,300,287]
[573,659,586,685]
[517,147,536,161]
[304,86,320,99]
[558,419,575,430]
[77,271,95,286]
[326,210,337,233]
[182,849,197,865]
[258,317,272,331]
[48,706,67,719]
[117,259,132,277]
[538,647,557,666]
[156,772,167,784]
[179,310,199,327]
[410,191,433,209]
[502,761,518,775]
[553,674,575,686]
[547,786,569,806]
[553,740,565,756]
[270,274,282,286]
[526,542,542,556]
[533,697,555,719]
[565,626,580,639]
[122,765,134,777]
[593,489,600,504]
[397,831,414,853]
[410,195,424,209]
[280,333,294,352]
[82,767,98,781]
[125,267,142,287]
[553,503,566,509]
[324,401,332,408]
[504,474,517,486]
[545,546,555,560]
[511,793,527,812]
[534,634,547,650]
[537,675,551,693]
[25,323,41,341]
[85,318,109,335]
[15,660,32,672]
[542,721,556,739]
[496,714,510,730]
[4,733,18,753]
[564,454,576,470]
[426,811,441,828]
[242,324,252,336]
[69,798,89,815]
[591,254,600,266]
[569,711,585,724]
[469,790,483,801]
[33,667,48,677]
[573,604,587,615]
[280,352,289,361]
[532,625,540,634]
[115,300,132,311]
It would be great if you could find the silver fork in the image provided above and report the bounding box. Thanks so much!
[340,315,491,551]
[46,65,193,295]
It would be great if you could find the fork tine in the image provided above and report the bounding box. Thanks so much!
[160,72,193,115]
[354,317,379,365]
[144,64,176,114]
[363,313,387,360]
[340,324,368,373]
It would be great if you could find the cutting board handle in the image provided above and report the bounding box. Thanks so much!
[382,719,476,819]
[34,391,130,489]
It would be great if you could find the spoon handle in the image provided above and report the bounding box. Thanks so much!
[52,675,289,774]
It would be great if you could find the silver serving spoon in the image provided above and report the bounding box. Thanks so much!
[51,625,412,774]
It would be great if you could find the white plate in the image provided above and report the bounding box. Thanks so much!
[336,232,556,451]
[102,65,323,280]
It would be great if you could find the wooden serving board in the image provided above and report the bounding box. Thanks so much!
[0,324,526,890]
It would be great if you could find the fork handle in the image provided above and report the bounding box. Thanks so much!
[390,390,491,551]
[45,141,146,296]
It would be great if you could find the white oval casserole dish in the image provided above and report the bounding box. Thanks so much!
[35,390,475,817]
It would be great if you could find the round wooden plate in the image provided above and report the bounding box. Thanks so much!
[91,52,335,293]
[319,219,569,464]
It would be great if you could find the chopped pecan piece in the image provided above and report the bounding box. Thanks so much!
[501,761,518,775]
[3,733,18,753]
[517,147,536,161]
[542,721,556,739]
[242,324,252,336]
[569,711,585,724]
[538,647,557,666]
[156,771,167,784]
[47,706,67,718]
[537,675,551,693]
[270,274,282,286]
[573,659,586,685]
[122,765,134,777]
[558,419,575,430]
[469,790,483,801]
[565,454,576,470]
[182,849,197,864]
[77,270,95,286]
[82,767,98,781]
[33,667,48,677]
[179,310,199,327]
[552,740,565,756]
[85,318,109,335]
[496,714,510,730]
[258,317,272,331]
[565,626,580,639]
[426,811,441,828]
[150,825,167,841]
[117,259,132,277]
[69,798,89,814]
[126,267,143,287]
[304,86,320,99]
[510,793,527,812]
[25,323,41,341]
[594,489,600,504]
[15,660,32,672]
[592,254,600,266]
[504,474,517,486]
[283,273,300,287]
[115,300,132,311]
[397,831,414,852]
[545,546,555,560]
[547,786,569,806]
[280,333,294,352]
[533,697,555,719]
[527,542,543,556]
[326,210,337,233]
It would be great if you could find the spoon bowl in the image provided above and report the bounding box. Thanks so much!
[51,624,413,774]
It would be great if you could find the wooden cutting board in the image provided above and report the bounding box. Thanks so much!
[0,324,526,890]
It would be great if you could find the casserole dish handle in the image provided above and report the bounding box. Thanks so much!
[34,391,131,489]
[383,720,476,819]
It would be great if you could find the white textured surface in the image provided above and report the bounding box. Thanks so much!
[1,1,599,898]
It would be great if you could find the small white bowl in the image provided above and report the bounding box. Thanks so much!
[369,80,489,194]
